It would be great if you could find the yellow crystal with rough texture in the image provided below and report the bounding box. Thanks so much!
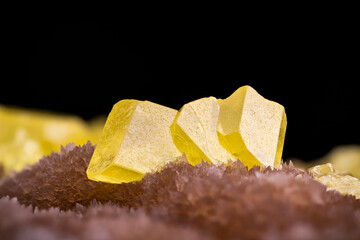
[86,100,181,183]
[308,163,360,199]
[0,105,103,174]
[323,145,360,179]
[171,97,235,166]
[217,86,287,169]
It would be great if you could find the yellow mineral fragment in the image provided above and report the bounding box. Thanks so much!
[322,145,360,179]
[217,86,287,169]
[171,97,235,166]
[0,105,103,174]
[86,100,181,183]
[308,163,360,199]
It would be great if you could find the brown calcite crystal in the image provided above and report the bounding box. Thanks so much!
[1,144,360,239]
[0,142,142,210]
[0,197,204,240]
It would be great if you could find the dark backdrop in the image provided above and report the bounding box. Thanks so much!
[3,14,359,162]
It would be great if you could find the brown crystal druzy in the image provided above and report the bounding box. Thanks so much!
[1,142,360,239]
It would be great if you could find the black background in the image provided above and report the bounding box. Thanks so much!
[3,11,359,162]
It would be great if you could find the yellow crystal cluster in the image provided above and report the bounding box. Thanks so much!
[87,86,287,183]
[0,105,104,174]
[308,163,360,199]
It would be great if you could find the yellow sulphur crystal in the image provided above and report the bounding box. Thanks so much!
[171,97,235,166]
[0,105,102,174]
[308,163,360,199]
[217,86,287,169]
[86,85,288,184]
[318,145,360,179]
[86,100,181,183]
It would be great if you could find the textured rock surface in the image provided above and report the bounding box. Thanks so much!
[87,100,180,183]
[1,143,360,239]
[171,97,234,165]
[0,142,142,210]
[217,86,287,168]
[0,197,205,240]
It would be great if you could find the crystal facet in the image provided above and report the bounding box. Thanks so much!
[86,86,287,183]
[308,163,360,199]
[217,86,287,168]
[86,100,181,183]
[171,97,235,165]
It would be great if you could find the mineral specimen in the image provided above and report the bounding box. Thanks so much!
[217,86,287,168]
[86,100,181,183]
[319,145,360,179]
[86,86,287,183]
[2,143,360,239]
[0,105,103,174]
[308,163,360,199]
[171,97,235,165]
